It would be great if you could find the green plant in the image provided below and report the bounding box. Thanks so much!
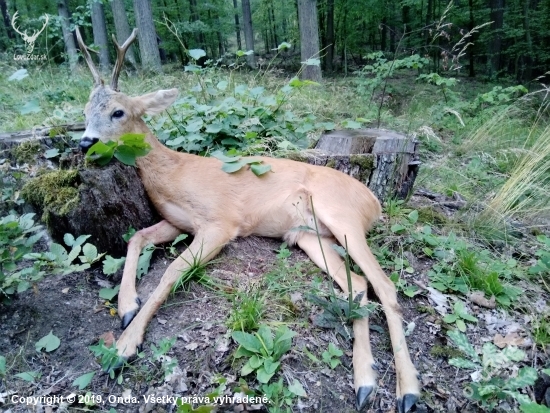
[447,329,537,409]
[86,133,151,166]
[211,150,271,176]
[321,342,343,369]
[529,235,550,278]
[232,324,296,384]
[442,301,478,332]
[260,377,307,413]
[227,289,265,332]
[150,337,178,380]
[89,339,133,384]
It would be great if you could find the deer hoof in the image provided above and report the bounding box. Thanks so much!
[104,344,143,374]
[397,393,419,413]
[356,386,374,411]
[120,297,141,329]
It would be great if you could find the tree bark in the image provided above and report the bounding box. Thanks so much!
[233,0,242,50]
[133,0,162,72]
[111,0,138,69]
[298,0,322,81]
[325,0,334,72]
[488,0,504,78]
[90,0,110,71]
[468,0,475,77]
[0,0,14,40]
[241,0,256,67]
[57,0,78,72]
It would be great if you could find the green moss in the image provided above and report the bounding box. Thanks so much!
[21,170,80,223]
[430,344,464,359]
[285,152,309,163]
[326,159,336,168]
[417,206,449,225]
[350,154,375,171]
[12,141,41,164]
[416,305,436,315]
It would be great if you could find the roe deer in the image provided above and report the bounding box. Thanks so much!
[75,27,420,412]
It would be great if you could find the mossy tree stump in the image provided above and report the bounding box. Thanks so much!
[288,128,420,201]
[22,159,157,257]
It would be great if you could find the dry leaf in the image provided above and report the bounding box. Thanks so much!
[99,331,115,347]
[157,318,167,325]
[426,287,449,315]
[493,332,531,348]
[61,287,70,294]
[468,291,496,309]
[185,342,199,350]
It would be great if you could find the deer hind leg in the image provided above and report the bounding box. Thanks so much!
[118,220,182,329]
[111,226,233,367]
[327,223,420,413]
[296,232,378,411]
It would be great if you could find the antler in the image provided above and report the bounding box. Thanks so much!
[110,28,138,91]
[11,11,26,38]
[75,26,103,86]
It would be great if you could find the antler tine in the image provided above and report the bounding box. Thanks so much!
[110,28,138,91]
[75,26,102,87]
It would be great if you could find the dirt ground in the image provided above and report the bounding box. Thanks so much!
[0,219,547,413]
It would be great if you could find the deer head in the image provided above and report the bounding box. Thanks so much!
[75,27,178,152]
[11,11,49,54]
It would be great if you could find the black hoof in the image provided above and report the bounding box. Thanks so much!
[120,298,141,329]
[356,386,374,411]
[397,393,419,413]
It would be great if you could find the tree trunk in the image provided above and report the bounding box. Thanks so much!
[468,0,475,77]
[488,0,504,78]
[0,0,14,40]
[57,0,78,72]
[133,0,162,72]
[241,0,256,67]
[522,0,533,81]
[325,0,334,72]
[298,0,322,81]
[270,2,278,47]
[233,0,242,50]
[111,0,138,69]
[90,0,110,71]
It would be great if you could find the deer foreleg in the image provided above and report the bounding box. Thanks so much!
[119,220,182,328]
[111,227,231,365]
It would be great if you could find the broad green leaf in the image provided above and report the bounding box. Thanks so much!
[45,148,60,158]
[251,163,271,176]
[277,42,291,50]
[216,81,228,90]
[64,233,76,247]
[456,319,466,332]
[137,244,155,278]
[288,379,307,397]
[35,331,61,352]
[448,357,479,369]
[15,371,40,382]
[103,255,126,275]
[99,285,120,300]
[211,150,240,163]
[443,314,458,323]
[240,360,255,376]
[82,243,98,262]
[171,234,188,246]
[221,160,248,173]
[248,355,262,369]
[257,325,274,353]
[114,145,137,166]
[72,371,95,390]
[20,99,42,115]
[256,364,278,383]
[189,49,206,60]
[232,331,262,353]
[447,330,480,362]
[520,402,550,412]
[408,210,419,223]
[505,367,537,390]
[502,345,526,362]
[328,342,343,357]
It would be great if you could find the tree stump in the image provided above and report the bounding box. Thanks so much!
[288,128,420,201]
[20,158,157,257]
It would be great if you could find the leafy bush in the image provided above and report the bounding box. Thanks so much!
[0,213,103,299]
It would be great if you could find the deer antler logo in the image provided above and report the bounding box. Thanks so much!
[11,11,49,55]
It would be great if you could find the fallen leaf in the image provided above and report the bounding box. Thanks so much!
[95,278,113,288]
[185,342,198,350]
[290,292,303,303]
[468,291,496,309]
[426,287,449,315]
[157,318,167,325]
[121,388,132,399]
[99,331,115,347]
[61,288,70,294]
[215,337,229,353]
[493,332,531,348]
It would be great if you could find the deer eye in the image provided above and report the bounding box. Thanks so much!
[112,110,124,119]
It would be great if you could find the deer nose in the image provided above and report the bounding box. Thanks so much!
[79,137,99,153]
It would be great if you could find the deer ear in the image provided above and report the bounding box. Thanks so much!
[135,89,178,115]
